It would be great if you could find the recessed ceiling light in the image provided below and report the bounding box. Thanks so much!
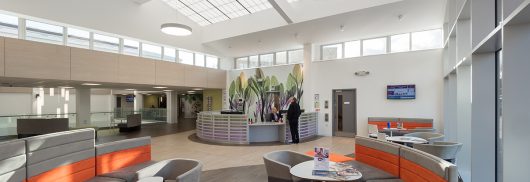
[82,83,101,86]
[161,23,192,36]
[192,88,203,91]
[125,89,136,91]
[60,86,74,89]
[153,86,167,89]
[163,90,173,92]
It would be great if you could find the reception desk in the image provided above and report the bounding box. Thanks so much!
[196,112,318,144]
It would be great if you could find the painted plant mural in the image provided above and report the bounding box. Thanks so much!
[229,64,304,122]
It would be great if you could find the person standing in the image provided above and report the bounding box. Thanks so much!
[287,97,301,144]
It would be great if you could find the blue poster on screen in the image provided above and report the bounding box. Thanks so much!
[387,85,416,99]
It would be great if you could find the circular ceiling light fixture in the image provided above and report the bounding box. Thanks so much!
[161,23,192,36]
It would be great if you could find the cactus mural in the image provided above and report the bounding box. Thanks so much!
[228,64,304,122]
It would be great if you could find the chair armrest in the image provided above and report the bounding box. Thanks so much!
[137,158,202,182]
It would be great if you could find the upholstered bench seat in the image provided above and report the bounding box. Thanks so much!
[365,179,404,182]
[346,160,400,181]
[98,161,157,181]
[304,151,355,162]
[88,176,127,182]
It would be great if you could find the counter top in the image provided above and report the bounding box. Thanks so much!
[249,122,286,126]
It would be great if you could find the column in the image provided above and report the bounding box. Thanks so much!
[166,91,178,124]
[134,91,143,112]
[76,88,91,127]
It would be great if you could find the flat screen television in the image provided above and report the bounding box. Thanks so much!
[387,85,416,99]
[125,95,135,102]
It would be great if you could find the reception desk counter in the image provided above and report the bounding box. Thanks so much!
[196,112,318,144]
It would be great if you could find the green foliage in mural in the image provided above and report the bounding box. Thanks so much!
[229,64,304,121]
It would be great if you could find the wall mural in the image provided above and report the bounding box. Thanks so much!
[228,64,303,122]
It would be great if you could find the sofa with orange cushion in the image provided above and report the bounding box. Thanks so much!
[0,128,201,182]
[95,137,156,181]
[368,117,433,130]
[352,136,458,182]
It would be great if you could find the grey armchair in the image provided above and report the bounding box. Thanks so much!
[136,158,202,182]
[404,132,444,143]
[263,150,312,182]
[412,142,463,163]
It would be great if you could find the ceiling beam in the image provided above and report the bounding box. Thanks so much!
[268,0,293,24]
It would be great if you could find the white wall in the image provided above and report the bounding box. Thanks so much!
[304,49,443,136]
[91,95,112,113]
[0,93,32,115]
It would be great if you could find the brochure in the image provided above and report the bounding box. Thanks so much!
[313,147,330,171]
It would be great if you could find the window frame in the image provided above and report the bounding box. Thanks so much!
[320,43,344,60]
[362,36,388,56]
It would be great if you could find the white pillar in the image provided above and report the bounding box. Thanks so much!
[166,91,179,124]
[134,91,143,112]
[76,88,91,127]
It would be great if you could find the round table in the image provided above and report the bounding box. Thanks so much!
[290,161,362,181]
[382,128,408,137]
[386,136,428,144]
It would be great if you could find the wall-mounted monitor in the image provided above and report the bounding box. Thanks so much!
[387,85,416,99]
[125,95,135,102]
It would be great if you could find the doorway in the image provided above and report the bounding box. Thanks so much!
[332,89,357,137]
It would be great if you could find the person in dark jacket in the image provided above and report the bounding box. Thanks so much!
[287,97,301,144]
[269,107,282,122]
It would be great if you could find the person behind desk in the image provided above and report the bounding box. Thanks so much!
[269,107,282,122]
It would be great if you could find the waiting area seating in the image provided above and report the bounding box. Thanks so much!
[412,142,463,163]
[263,150,313,182]
[263,137,458,182]
[368,117,435,136]
[404,132,445,144]
[16,118,69,138]
[0,128,202,182]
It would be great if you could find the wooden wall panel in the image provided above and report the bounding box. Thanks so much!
[154,61,185,86]
[118,55,156,85]
[0,37,4,77]
[207,69,227,89]
[4,38,70,80]
[71,48,119,83]
[184,65,208,87]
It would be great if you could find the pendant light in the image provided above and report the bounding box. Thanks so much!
[161,10,192,36]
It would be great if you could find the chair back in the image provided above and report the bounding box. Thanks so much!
[355,136,401,177]
[263,150,312,182]
[400,146,458,182]
[25,129,96,182]
[377,133,387,141]
[0,139,27,182]
[368,124,379,134]
[404,132,444,143]
[412,142,463,161]
[95,136,151,175]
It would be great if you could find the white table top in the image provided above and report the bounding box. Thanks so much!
[387,136,428,144]
[383,127,408,131]
[290,161,362,181]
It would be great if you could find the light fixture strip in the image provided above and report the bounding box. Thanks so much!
[235,0,252,14]
[178,0,213,24]
[205,0,231,20]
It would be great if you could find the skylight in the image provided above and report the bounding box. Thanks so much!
[163,0,272,26]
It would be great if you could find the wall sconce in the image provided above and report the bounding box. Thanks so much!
[354,71,370,76]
